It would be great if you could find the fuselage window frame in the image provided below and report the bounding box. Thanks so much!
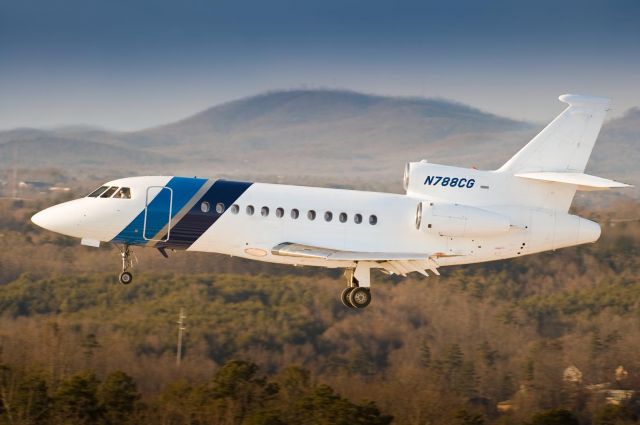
[230,204,240,214]
[276,207,284,218]
[339,212,347,223]
[307,210,316,221]
[324,211,333,222]
[291,209,300,219]
[369,214,378,225]
[354,213,363,224]
[261,206,270,217]
[216,202,225,214]
[246,205,255,216]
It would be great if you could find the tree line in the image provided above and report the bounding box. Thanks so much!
[0,198,639,423]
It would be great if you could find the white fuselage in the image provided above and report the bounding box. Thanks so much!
[31,175,601,272]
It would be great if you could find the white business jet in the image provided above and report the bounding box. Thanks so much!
[32,94,631,308]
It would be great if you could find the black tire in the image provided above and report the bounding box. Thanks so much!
[119,271,133,285]
[341,287,356,308]
[348,287,371,309]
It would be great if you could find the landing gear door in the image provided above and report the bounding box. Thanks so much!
[143,186,173,242]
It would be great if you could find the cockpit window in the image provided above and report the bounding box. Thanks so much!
[113,187,131,199]
[100,186,119,198]
[87,186,108,197]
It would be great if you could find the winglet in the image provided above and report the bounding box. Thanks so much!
[558,94,611,108]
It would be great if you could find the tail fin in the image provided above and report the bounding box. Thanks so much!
[499,94,610,174]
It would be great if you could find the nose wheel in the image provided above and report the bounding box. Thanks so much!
[116,244,135,285]
[119,271,133,285]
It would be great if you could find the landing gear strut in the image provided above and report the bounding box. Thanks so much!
[117,244,134,285]
[341,264,372,309]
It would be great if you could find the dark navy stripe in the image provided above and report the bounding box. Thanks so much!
[158,180,253,249]
[112,177,208,245]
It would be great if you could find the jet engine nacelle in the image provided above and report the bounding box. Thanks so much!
[416,202,511,238]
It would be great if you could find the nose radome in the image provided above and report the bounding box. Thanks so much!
[31,202,83,237]
[31,208,56,231]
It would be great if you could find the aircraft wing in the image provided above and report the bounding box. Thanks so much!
[271,242,450,277]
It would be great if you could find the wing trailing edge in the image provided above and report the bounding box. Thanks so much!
[271,242,447,276]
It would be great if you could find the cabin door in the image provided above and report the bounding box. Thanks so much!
[143,186,173,242]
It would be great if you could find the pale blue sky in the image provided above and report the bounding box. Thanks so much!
[1,0,639,130]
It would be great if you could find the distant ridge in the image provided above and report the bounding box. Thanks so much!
[144,89,526,140]
[0,89,636,194]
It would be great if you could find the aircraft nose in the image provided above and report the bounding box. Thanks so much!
[31,202,83,236]
[31,209,53,230]
[31,207,57,231]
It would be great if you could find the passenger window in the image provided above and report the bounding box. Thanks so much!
[307,210,316,220]
[230,204,239,214]
[216,203,225,214]
[100,186,118,198]
[246,205,255,215]
[113,187,131,199]
[339,212,347,223]
[276,207,284,218]
[201,201,211,213]
[354,213,362,224]
[369,215,378,225]
[87,186,108,197]
[261,206,269,217]
[324,211,333,222]
[291,209,299,219]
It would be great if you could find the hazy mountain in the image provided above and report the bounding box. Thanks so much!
[0,90,637,194]
[0,128,167,176]
[137,90,533,177]
[589,108,640,187]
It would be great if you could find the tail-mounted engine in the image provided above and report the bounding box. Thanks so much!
[416,201,510,238]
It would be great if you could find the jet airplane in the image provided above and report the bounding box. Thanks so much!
[32,94,631,308]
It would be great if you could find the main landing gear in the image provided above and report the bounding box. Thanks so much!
[117,244,135,285]
[341,264,372,309]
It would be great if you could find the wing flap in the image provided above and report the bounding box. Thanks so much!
[272,243,445,277]
[271,242,432,261]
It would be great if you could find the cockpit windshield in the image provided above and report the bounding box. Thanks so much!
[87,186,108,197]
[113,187,131,199]
[86,185,132,199]
[100,187,119,198]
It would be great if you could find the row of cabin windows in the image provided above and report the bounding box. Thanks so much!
[87,186,132,199]
[201,201,378,225]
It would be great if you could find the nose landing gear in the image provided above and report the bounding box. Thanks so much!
[341,264,372,309]
[119,271,132,285]
[117,244,135,285]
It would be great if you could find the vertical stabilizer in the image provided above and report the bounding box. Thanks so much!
[499,94,610,174]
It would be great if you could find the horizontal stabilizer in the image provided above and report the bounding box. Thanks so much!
[515,172,632,191]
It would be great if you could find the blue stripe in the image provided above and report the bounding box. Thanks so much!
[112,177,207,245]
[158,180,253,249]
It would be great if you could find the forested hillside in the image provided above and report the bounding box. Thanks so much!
[0,198,639,424]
